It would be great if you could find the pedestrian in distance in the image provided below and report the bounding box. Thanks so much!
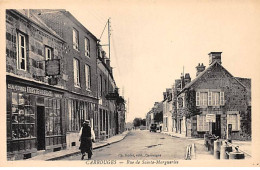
[79,120,95,160]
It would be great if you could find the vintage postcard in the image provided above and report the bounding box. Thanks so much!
[0,0,259,167]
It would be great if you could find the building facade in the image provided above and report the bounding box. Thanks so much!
[6,9,67,160]
[162,89,173,132]
[176,52,251,140]
[6,9,126,160]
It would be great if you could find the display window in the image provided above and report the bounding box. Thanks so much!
[10,92,35,139]
[45,98,61,136]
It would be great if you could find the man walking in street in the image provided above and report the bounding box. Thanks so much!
[79,120,95,160]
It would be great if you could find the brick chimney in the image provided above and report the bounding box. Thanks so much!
[184,73,191,84]
[196,63,206,76]
[209,52,222,65]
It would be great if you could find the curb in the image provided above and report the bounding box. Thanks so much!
[47,131,129,161]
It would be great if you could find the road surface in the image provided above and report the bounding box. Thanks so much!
[62,130,199,160]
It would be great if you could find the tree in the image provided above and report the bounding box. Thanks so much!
[133,118,141,127]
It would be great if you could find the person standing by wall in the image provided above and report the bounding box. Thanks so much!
[79,120,95,160]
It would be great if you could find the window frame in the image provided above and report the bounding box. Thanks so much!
[85,64,91,90]
[45,46,53,60]
[84,37,90,57]
[17,32,27,71]
[73,58,80,87]
[73,28,79,51]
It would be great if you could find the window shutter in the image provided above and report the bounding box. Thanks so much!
[237,113,241,131]
[220,92,225,105]
[208,92,212,106]
[204,120,209,131]
[196,92,200,106]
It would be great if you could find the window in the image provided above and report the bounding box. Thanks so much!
[227,111,240,131]
[200,92,208,106]
[99,75,102,96]
[212,92,220,106]
[196,91,225,106]
[73,58,80,87]
[45,46,52,60]
[10,93,35,139]
[85,64,91,90]
[197,115,209,131]
[85,38,90,57]
[17,33,27,70]
[45,98,61,136]
[73,28,79,50]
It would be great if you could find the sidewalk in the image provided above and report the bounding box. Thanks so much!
[161,131,252,160]
[28,131,129,161]
[161,131,214,160]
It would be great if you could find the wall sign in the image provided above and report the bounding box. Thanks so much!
[7,84,62,98]
[45,59,60,76]
[206,114,216,122]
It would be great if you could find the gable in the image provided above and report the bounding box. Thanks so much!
[179,61,246,95]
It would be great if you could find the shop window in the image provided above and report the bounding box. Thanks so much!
[67,99,86,132]
[10,92,35,140]
[45,98,61,136]
[227,111,240,131]
[197,115,209,132]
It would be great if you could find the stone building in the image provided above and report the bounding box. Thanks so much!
[6,9,67,160]
[162,88,173,132]
[176,52,251,140]
[6,9,126,160]
[97,48,125,139]
[33,9,100,148]
[146,102,163,130]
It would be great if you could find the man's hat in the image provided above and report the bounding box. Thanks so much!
[84,120,90,124]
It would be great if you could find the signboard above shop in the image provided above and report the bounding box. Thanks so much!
[45,59,60,76]
[206,114,216,122]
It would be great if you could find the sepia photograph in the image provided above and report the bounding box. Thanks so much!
[0,0,259,167]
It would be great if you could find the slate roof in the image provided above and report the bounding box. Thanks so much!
[178,61,246,95]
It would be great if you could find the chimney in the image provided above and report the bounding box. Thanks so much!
[163,92,167,100]
[196,63,206,76]
[184,73,191,84]
[209,52,222,65]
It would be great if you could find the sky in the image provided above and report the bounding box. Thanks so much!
[66,1,260,123]
[2,0,259,123]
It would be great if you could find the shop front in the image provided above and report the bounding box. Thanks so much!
[6,80,66,160]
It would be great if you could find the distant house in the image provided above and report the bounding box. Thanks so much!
[175,52,251,140]
[162,88,173,132]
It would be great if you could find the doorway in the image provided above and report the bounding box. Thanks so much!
[212,115,221,138]
[37,106,45,150]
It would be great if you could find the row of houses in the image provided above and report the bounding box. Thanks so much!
[146,52,251,141]
[6,9,126,160]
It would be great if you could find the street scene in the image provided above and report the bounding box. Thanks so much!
[4,1,257,165]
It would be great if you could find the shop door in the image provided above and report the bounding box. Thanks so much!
[37,106,45,150]
[212,115,221,138]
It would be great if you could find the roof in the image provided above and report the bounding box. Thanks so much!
[62,11,99,41]
[11,10,64,42]
[178,61,246,95]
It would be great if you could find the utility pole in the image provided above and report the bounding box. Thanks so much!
[108,18,111,59]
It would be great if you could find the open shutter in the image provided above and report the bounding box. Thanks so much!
[220,92,225,106]
[237,113,241,131]
[196,92,200,106]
